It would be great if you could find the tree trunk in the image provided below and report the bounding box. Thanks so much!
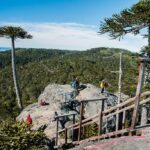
[11,37,23,111]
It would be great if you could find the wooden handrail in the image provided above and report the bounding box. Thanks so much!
[103,97,135,114]
[74,118,98,130]
[58,113,99,133]
[55,58,150,146]
[103,91,150,115]
[104,98,150,119]
[81,98,107,102]
[68,97,150,131]
[58,92,150,134]
[55,113,77,118]
[62,98,150,131]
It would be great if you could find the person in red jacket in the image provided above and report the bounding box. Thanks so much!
[25,114,32,124]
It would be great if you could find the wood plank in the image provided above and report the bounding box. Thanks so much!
[79,97,149,131]
[131,62,145,129]
[103,91,150,115]
[104,98,150,119]
[116,113,119,131]
[72,114,75,141]
[55,119,59,146]
[65,128,67,144]
[81,98,107,102]
[58,114,99,133]
[103,97,135,114]
[78,101,84,141]
[98,99,105,136]
[122,110,126,129]
[55,112,77,118]
[74,119,98,130]
[98,112,102,136]
[58,97,150,134]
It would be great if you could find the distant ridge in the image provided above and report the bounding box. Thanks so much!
[0,47,10,51]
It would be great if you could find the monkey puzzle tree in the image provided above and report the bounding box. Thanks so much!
[0,26,32,111]
[99,0,150,57]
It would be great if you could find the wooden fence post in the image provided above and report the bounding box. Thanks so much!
[78,101,84,141]
[98,99,105,136]
[83,126,85,139]
[116,113,119,131]
[131,62,145,129]
[65,128,67,144]
[122,110,126,129]
[55,118,59,146]
[72,114,75,141]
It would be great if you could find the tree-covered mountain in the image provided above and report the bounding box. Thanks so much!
[0,47,139,120]
[0,48,75,68]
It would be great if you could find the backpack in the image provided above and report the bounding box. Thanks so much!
[104,80,108,87]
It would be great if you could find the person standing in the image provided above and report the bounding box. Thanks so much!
[25,114,32,124]
[100,80,105,94]
[71,76,79,90]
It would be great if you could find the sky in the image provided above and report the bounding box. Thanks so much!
[0,0,147,52]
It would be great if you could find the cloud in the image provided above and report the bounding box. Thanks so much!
[0,22,147,52]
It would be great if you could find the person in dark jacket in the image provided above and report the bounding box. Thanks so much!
[71,76,79,89]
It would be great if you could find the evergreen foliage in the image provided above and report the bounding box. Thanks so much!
[99,0,150,56]
[0,121,50,150]
[99,0,150,39]
[83,123,98,139]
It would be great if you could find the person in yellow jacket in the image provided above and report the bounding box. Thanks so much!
[100,80,105,94]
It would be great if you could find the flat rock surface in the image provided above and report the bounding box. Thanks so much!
[17,84,104,138]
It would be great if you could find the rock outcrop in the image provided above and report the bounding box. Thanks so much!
[17,84,105,138]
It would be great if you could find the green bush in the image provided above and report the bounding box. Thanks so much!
[82,123,98,139]
[0,121,50,150]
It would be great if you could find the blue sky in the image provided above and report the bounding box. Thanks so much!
[0,0,139,25]
[0,0,147,52]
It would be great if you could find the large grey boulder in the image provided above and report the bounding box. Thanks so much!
[38,84,75,107]
[17,83,114,138]
[76,84,105,118]
[17,84,75,138]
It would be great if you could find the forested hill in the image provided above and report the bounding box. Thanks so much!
[0,47,139,119]
[0,48,75,68]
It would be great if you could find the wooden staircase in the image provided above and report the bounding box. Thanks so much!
[54,58,150,149]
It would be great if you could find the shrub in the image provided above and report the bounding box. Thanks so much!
[0,121,50,150]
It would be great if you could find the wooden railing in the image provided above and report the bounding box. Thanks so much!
[55,58,150,146]
[56,91,150,146]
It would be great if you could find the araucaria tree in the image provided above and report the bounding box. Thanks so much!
[99,0,150,57]
[0,26,32,111]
